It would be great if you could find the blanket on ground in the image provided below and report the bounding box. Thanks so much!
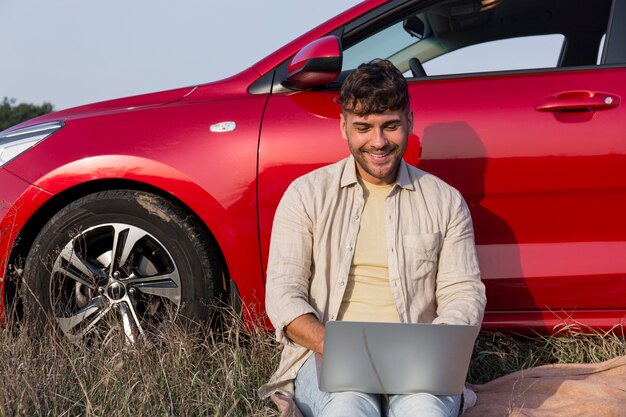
[270,355,626,417]
[464,355,626,417]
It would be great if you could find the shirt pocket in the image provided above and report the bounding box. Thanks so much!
[402,232,442,285]
[403,233,442,262]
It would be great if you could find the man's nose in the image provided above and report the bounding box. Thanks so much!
[370,129,388,148]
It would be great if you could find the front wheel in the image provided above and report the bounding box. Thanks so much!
[22,190,222,344]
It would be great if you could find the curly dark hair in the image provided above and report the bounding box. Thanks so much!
[338,59,409,116]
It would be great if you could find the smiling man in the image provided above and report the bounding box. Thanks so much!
[260,59,486,417]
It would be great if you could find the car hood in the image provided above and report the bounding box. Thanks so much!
[3,66,262,134]
[2,86,197,133]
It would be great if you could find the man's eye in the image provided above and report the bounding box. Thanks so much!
[385,124,400,131]
[356,127,370,133]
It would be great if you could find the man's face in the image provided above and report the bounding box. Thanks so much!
[340,108,413,185]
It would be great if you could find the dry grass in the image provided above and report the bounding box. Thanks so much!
[0,308,281,417]
[0,303,624,416]
[469,324,626,384]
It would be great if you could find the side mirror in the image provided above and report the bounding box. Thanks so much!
[282,35,342,90]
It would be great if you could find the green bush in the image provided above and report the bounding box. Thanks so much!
[0,97,54,131]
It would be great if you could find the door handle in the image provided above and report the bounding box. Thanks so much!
[535,91,620,112]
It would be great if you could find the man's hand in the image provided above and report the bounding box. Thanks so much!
[285,313,325,354]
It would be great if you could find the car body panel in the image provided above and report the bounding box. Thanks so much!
[0,168,53,323]
[1,0,625,333]
[412,67,626,314]
[3,91,270,316]
[256,68,626,331]
[5,86,197,132]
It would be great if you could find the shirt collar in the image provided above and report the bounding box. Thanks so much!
[340,154,415,191]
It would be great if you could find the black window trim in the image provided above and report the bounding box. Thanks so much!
[605,0,626,64]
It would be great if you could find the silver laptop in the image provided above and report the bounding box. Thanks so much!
[318,321,479,395]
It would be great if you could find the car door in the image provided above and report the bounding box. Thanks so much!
[258,0,626,331]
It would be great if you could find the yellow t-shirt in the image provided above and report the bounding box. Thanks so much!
[338,178,400,323]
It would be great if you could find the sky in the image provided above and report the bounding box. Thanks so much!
[0,1,361,111]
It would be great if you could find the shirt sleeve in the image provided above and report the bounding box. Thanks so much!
[265,182,320,345]
[432,190,487,326]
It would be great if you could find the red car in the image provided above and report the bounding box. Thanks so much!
[1,0,625,343]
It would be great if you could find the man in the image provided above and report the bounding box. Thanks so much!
[259,59,486,417]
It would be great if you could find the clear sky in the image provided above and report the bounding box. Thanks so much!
[0,1,361,110]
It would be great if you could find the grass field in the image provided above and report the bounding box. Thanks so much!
[0,307,624,416]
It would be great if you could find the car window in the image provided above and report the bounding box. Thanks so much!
[343,21,416,71]
[342,0,612,77]
[423,34,565,76]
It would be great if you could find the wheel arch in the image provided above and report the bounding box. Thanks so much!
[6,178,238,313]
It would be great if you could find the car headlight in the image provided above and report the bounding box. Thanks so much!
[0,121,64,167]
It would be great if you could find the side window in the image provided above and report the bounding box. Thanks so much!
[342,20,415,72]
[423,35,565,76]
[342,0,612,78]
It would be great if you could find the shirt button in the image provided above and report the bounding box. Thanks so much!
[330,314,335,320]
[354,215,359,221]
[347,246,353,252]
[291,370,297,377]
[339,280,345,286]
[391,247,395,253]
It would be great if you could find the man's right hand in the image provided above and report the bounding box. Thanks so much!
[285,313,325,354]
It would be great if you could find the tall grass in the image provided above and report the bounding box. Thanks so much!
[0,307,624,416]
[469,325,625,384]
[0,308,280,417]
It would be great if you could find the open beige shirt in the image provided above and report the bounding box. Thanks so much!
[259,155,486,399]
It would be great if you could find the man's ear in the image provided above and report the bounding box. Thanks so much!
[340,112,348,141]
[407,109,414,133]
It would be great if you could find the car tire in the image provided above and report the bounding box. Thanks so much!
[22,189,222,344]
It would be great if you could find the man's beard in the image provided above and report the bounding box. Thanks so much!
[351,143,403,183]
